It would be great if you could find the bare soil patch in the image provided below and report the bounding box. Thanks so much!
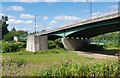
[73,51,118,60]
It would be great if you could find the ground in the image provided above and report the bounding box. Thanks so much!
[74,51,118,59]
[1,49,119,76]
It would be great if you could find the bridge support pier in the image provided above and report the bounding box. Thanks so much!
[61,37,90,51]
[26,35,48,52]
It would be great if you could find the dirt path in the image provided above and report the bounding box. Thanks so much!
[73,51,118,60]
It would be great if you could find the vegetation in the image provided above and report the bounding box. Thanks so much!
[91,32,119,41]
[2,41,26,53]
[0,16,9,39]
[90,31,119,49]
[48,38,64,49]
[2,49,118,76]
[0,15,28,41]
[40,61,119,77]
[4,28,28,41]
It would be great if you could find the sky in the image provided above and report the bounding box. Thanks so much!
[1,0,120,33]
[2,0,120,2]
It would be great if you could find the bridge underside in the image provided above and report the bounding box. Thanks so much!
[48,35,62,40]
[47,17,120,39]
[68,24,120,39]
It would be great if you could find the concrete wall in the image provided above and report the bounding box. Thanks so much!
[62,37,90,51]
[26,35,48,52]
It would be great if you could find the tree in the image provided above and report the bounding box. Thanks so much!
[0,16,9,39]
[11,27,16,32]
[4,29,28,41]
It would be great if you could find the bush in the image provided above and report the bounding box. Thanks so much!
[104,41,118,49]
[48,40,56,49]
[55,38,64,49]
[14,42,26,49]
[4,33,14,41]
[2,41,26,53]
[48,38,64,49]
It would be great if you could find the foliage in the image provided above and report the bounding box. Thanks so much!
[4,31,16,41]
[4,29,28,41]
[37,49,65,54]
[11,27,16,31]
[2,41,26,53]
[90,32,119,49]
[48,38,64,49]
[55,38,64,48]
[0,16,9,39]
[104,41,118,49]
[2,49,118,76]
[91,32,119,41]
[39,61,119,77]
[48,40,56,49]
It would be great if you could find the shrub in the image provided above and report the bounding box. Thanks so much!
[55,38,64,49]
[48,38,64,49]
[14,42,26,49]
[2,42,11,53]
[104,41,118,49]
[48,40,56,49]
[4,31,16,41]
[2,41,26,53]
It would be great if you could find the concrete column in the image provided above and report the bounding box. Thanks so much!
[26,35,48,52]
[61,37,90,51]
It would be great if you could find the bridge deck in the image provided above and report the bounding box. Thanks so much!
[35,12,120,36]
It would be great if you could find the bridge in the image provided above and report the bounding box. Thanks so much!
[26,12,120,52]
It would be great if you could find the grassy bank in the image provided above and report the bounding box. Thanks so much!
[2,49,119,76]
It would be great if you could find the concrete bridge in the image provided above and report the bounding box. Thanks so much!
[26,12,120,52]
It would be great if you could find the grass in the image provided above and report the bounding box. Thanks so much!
[39,62,119,77]
[2,49,119,76]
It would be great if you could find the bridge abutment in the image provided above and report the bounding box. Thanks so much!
[26,35,48,52]
[61,37,90,51]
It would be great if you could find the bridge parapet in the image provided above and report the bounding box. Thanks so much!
[56,12,120,30]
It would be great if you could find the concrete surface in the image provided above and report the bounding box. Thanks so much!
[26,35,48,52]
[62,38,90,51]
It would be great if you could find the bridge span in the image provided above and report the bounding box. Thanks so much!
[26,12,120,52]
